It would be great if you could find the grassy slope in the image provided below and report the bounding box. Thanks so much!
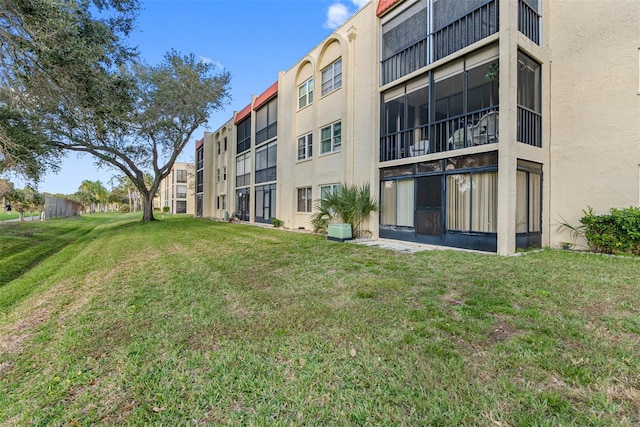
[0,214,639,425]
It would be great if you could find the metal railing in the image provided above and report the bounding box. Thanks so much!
[380,0,499,86]
[432,0,499,62]
[518,0,541,45]
[380,107,499,162]
[517,106,541,147]
[381,38,429,86]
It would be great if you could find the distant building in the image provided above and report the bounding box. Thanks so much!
[158,161,195,215]
[196,0,640,254]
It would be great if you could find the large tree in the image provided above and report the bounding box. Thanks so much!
[0,0,139,181]
[50,52,230,221]
[1,2,230,221]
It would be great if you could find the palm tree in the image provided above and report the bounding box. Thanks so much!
[311,183,378,238]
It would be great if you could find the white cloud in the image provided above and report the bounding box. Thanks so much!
[323,0,370,30]
[324,3,350,30]
[200,56,224,69]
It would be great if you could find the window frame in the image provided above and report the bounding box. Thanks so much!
[321,58,342,97]
[297,132,313,161]
[297,187,313,213]
[320,121,342,155]
[298,78,314,109]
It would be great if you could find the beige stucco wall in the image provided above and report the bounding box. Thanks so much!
[158,161,196,215]
[277,2,378,233]
[202,118,234,219]
[548,0,640,248]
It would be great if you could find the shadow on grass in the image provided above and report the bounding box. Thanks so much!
[0,214,141,288]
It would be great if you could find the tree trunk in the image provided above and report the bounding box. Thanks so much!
[142,195,155,222]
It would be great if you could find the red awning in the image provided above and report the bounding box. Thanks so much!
[253,81,278,111]
[195,138,204,149]
[376,0,403,17]
[234,103,252,124]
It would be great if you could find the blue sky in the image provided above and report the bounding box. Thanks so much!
[30,0,370,195]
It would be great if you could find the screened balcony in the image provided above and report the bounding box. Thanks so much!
[380,107,499,162]
[518,0,541,45]
[381,0,499,86]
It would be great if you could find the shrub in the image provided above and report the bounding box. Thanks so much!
[580,207,640,255]
[311,214,330,234]
[162,206,170,213]
[271,218,284,228]
[119,204,130,213]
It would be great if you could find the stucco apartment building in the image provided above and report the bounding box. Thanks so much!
[196,0,640,254]
[158,161,196,215]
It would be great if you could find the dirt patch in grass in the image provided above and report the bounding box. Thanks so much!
[487,320,518,344]
[0,306,50,355]
[441,291,464,307]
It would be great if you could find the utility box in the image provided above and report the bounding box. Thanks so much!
[327,223,352,242]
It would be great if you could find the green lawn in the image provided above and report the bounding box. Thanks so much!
[0,212,35,221]
[0,214,638,425]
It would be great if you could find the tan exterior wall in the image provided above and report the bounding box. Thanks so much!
[277,2,378,233]
[158,161,196,215]
[202,120,234,219]
[548,0,640,248]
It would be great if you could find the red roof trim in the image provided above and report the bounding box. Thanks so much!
[234,103,252,124]
[195,138,204,149]
[376,0,403,17]
[253,81,278,111]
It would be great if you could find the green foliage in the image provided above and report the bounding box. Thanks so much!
[271,218,284,227]
[311,183,378,238]
[310,213,330,234]
[579,207,640,255]
[162,206,170,213]
[0,0,139,181]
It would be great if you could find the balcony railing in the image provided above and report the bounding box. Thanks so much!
[381,38,429,86]
[432,0,499,62]
[380,107,499,162]
[518,0,541,45]
[517,106,541,147]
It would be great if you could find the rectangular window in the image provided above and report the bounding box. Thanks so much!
[380,179,414,227]
[297,187,312,212]
[256,97,278,144]
[516,169,542,233]
[176,169,187,183]
[320,121,342,154]
[216,168,220,183]
[222,195,226,210]
[298,78,314,109]
[517,52,542,147]
[297,133,313,160]
[236,153,251,187]
[176,185,187,199]
[176,200,187,214]
[236,117,251,153]
[217,196,220,210]
[196,147,204,170]
[217,142,221,155]
[223,166,227,181]
[196,170,203,193]
[446,171,497,232]
[321,58,342,96]
[224,137,227,152]
[255,141,277,184]
[320,184,340,200]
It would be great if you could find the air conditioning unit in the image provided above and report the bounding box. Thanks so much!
[327,223,352,242]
